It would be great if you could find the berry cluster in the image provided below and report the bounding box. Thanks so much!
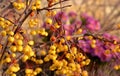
[13,1,25,10]
[0,0,120,76]
[31,0,41,10]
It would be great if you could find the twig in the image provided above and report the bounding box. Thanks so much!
[44,5,72,10]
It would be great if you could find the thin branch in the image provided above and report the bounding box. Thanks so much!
[44,5,72,10]
[0,16,15,25]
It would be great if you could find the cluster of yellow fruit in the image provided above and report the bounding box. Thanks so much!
[37,28,48,36]
[4,32,35,61]
[31,0,41,10]
[75,28,83,35]
[114,64,120,70]
[0,17,13,37]
[104,41,120,56]
[6,64,20,76]
[0,1,91,76]
[46,11,57,17]
[22,44,35,62]
[45,18,53,25]
[25,68,42,76]
[45,11,61,30]
[111,45,120,53]
[42,38,90,76]
[28,18,49,36]
[13,2,25,10]
[28,19,38,28]
[90,39,96,48]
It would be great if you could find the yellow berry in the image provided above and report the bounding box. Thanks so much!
[35,1,41,9]
[16,39,23,45]
[66,53,71,59]
[25,69,33,74]
[22,55,29,62]
[114,65,119,70]
[92,40,96,43]
[88,36,93,40]
[44,56,50,62]
[36,1,41,5]
[40,50,46,56]
[117,49,120,52]
[1,30,7,36]
[81,61,86,66]
[78,36,83,40]
[5,20,12,26]
[31,57,36,62]
[5,57,11,63]
[0,22,5,27]
[51,55,57,61]
[66,35,71,40]
[49,50,56,55]
[63,45,68,51]
[54,23,60,28]
[91,44,96,48]
[82,70,88,76]
[114,40,117,44]
[61,69,67,74]
[11,73,16,76]
[0,17,5,21]
[85,59,91,65]
[20,3,25,8]
[23,45,30,53]
[11,53,16,58]
[45,18,52,25]
[37,59,43,64]
[13,2,17,7]
[36,5,40,9]
[10,46,17,52]
[44,32,48,36]
[31,6,36,10]
[30,30,37,35]
[14,33,20,39]
[33,71,37,75]
[8,31,14,36]
[60,38,65,43]
[105,50,110,54]
[17,45,23,52]
[27,51,35,57]
[8,36,14,43]
[50,45,56,50]
[28,40,34,46]
[9,66,19,72]
[71,47,77,54]
[49,65,55,71]
[76,28,82,34]
[82,56,86,60]
[51,11,57,16]
[35,68,42,73]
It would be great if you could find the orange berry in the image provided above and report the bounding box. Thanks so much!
[50,36,56,42]
[30,12,35,17]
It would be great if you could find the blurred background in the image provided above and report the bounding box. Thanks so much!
[66,0,120,36]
